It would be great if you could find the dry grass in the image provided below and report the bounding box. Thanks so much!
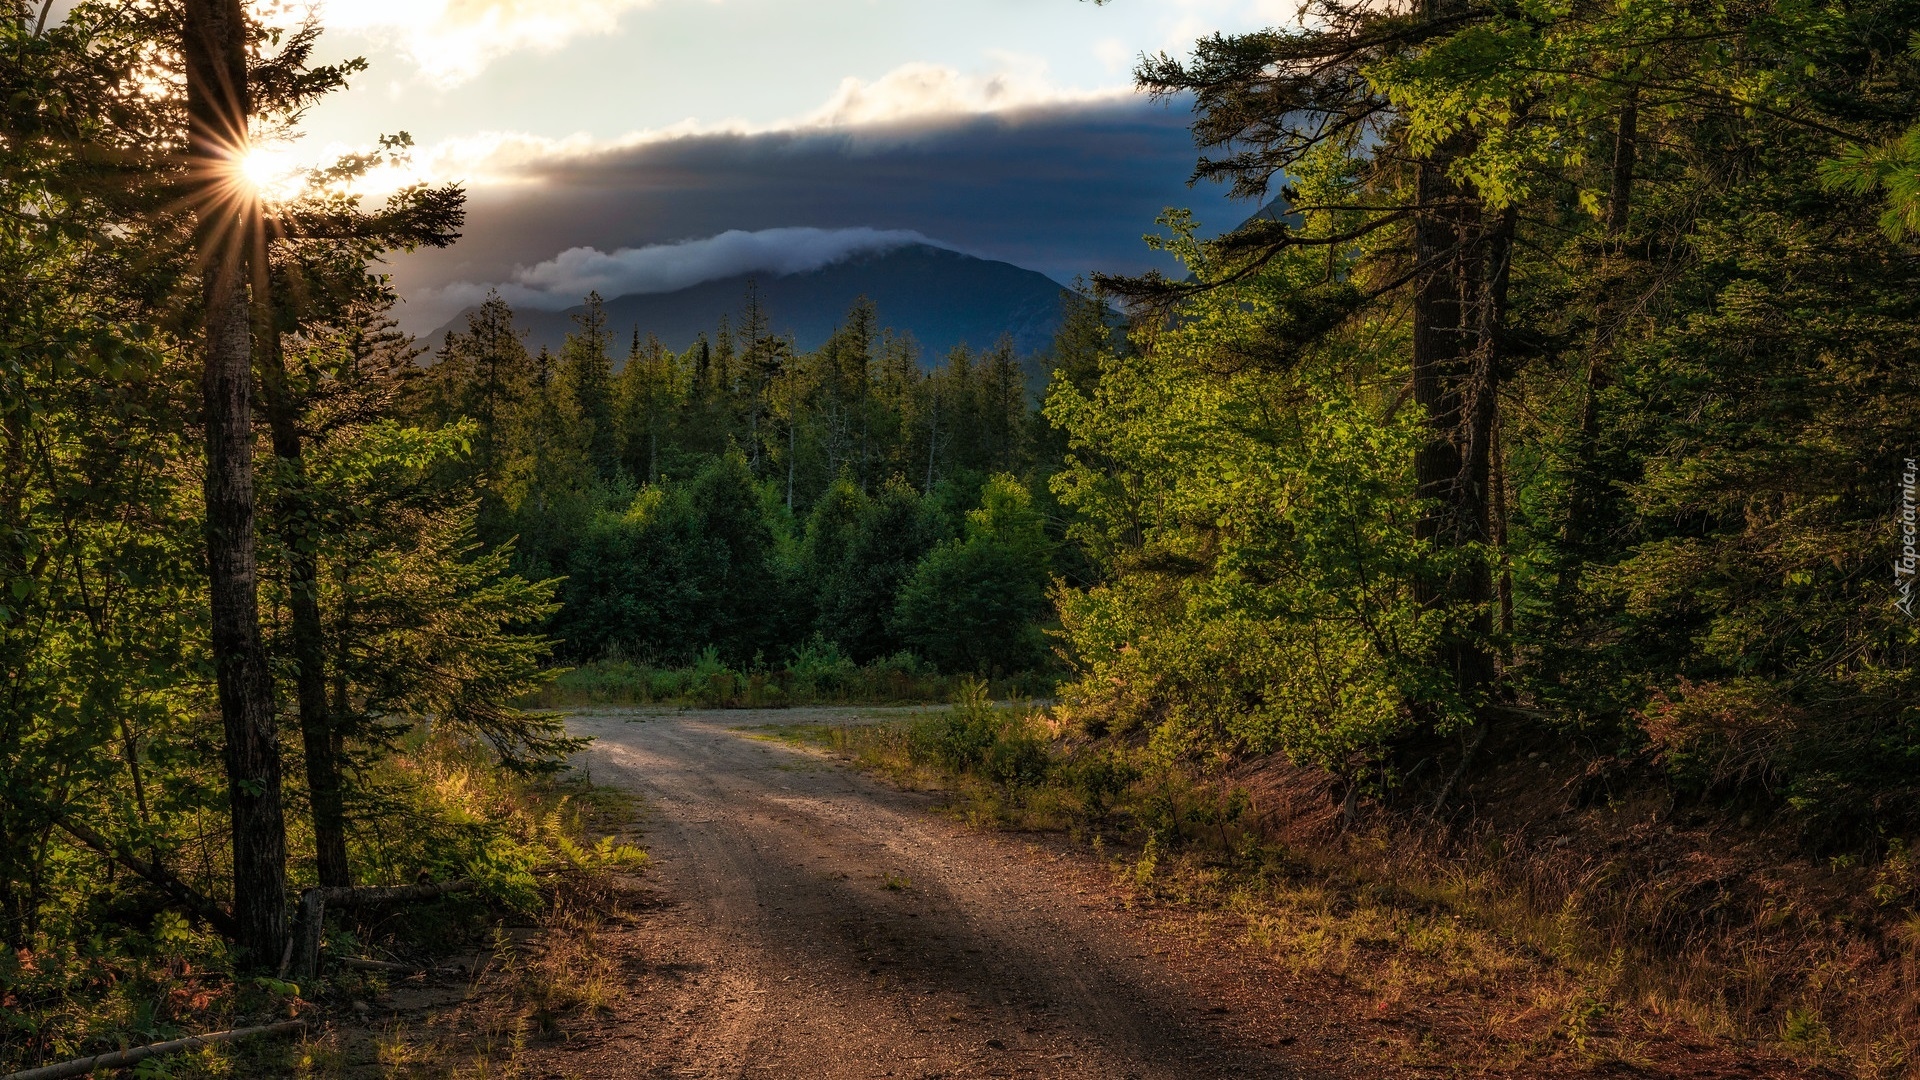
[491,882,627,1039]
[786,711,1919,1078]
[209,870,646,1080]
[1197,763,1918,1078]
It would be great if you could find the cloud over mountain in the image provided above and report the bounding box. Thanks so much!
[387,95,1248,331]
[429,228,941,312]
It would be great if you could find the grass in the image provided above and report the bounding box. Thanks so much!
[780,686,1920,1078]
[78,888,643,1080]
[530,645,1059,709]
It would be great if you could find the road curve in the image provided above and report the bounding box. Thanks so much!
[549,707,1327,1080]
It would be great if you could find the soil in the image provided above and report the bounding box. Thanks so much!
[489,707,1817,1080]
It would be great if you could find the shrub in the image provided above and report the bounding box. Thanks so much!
[909,679,1055,788]
[788,634,859,701]
[1065,751,1141,813]
[982,735,1052,788]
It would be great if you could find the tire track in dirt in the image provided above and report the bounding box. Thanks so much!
[542,707,1330,1080]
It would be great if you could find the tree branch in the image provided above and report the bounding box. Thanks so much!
[54,817,239,939]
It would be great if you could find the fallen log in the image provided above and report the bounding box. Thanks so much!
[0,1020,306,1080]
[287,880,474,979]
[338,957,427,975]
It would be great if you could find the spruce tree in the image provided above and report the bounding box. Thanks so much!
[565,291,619,483]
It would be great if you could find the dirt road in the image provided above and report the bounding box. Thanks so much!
[546,707,1334,1080]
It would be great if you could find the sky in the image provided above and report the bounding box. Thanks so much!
[260,0,1298,331]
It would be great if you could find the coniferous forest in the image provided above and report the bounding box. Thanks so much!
[7,0,1920,1075]
[414,288,1076,681]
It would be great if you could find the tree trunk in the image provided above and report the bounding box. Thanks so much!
[259,332,352,889]
[1561,97,1637,573]
[3,1021,307,1080]
[185,0,288,966]
[1605,98,1638,240]
[1477,208,1518,652]
[1410,137,1496,700]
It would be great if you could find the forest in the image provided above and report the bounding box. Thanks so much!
[4,0,1920,1074]
[411,288,1082,680]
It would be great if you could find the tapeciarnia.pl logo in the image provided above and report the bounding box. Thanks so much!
[1899,457,1918,618]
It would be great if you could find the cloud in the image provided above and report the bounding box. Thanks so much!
[314,0,653,84]
[801,60,1124,128]
[1092,37,1135,75]
[385,95,1250,332]
[313,60,1133,194]
[429,227,939,312]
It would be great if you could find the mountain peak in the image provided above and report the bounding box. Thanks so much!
[430,244,1072,364]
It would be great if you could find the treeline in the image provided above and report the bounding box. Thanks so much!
[407,290,1102,674]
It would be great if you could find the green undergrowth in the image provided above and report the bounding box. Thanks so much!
[0,731,644,1078]
[533,643,1058,709]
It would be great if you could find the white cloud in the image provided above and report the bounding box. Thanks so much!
[425,227,939,314]
[802,58,1119,127]
[339,128,656,190]
[314,0,654,84]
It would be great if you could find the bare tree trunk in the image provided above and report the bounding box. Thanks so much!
[1410,137,1495,700]
[1405,0,1517,710]
[1606,98,1638,240]
[185,0,288,965]
[4,1020,307,1080]
[1491,413,1513,641]
[258,332,351,889]
[1480,209,1518,648]
[1562,97,1638,565]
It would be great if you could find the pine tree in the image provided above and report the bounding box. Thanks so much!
[565,292,619,483]
[619,328,672,485]
[978,337,1027,475]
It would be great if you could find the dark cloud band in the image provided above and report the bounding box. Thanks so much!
[390,95,1240,331]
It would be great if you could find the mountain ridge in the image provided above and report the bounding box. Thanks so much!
[427,244,1074,366]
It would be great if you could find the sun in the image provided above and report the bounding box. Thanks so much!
[235,147,298,200]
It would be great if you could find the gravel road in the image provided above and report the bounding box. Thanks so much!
[548,707,1330,1080]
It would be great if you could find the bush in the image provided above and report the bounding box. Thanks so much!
[909,679,1054,788]
[537,653,1037,708]
[788,634,859,699]
[910,693,1001,771]
[983,736,1052,788]
[1065,751,1141,813]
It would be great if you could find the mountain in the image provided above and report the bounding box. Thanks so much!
[1236,194,1299,231]
[428,244,1074,366]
